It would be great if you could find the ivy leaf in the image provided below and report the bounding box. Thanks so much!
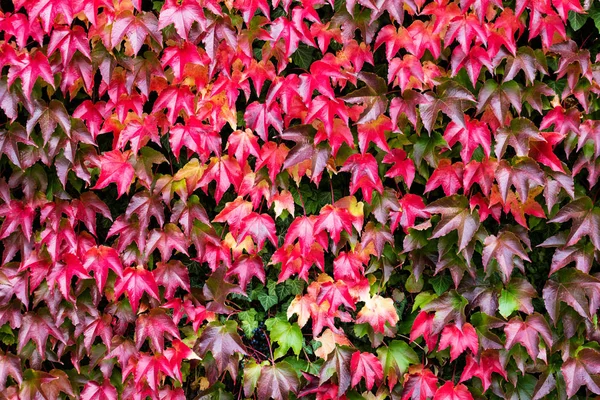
[227,254,265,293]
[340,153,384,204]
[237,212,278,250]
[542,268,600,323]
[113,266,161,313]
[319,345,353,396]
[0,351,22,391]
[443,115,491,163]
[92,149,135,198]
[266,318,303,359]
[424,160,464,196]
[377,340,419,389]
[419,81,475,133]
[562,348,600,398]
[80,380,118,400]
[549,197,600,251]
[482,231,531,283]
[314,205,355,244]
[7,51,55,100]
[426,195,480,251]
[401,365,439,400]
[504,313,553,360]
[257,362,299,400]
[433,381,473,400]
[158,0,205,40]
[350,351,383,390]
[383,149,415,188]
[410,311,440,350]
[459,350,507,391]
[495,117,544,159]
[355,295,399,334]
[342,72,389,124]
[83,245,124,293]
[421,291,468,335]
[196,321,247,378]
[476,80,521,125]
[135,308,180,352]
[498,278,537,318]
[437,323,478,361]
[18,311,67,358]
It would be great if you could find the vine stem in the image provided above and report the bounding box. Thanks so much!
[296,184,307,216]
[329,177,335,203]
[262,328,275,364]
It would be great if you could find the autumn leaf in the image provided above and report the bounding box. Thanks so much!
[401,365,438,400]
[92,149,135,198]
[350,351,383,390]
[355,295,399,333]
[437,323,478,361]
[433,382,473,400]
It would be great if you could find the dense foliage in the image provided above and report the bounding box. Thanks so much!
[2,0,600,399]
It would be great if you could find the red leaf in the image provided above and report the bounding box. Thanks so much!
[158,0,206,40]
[401,365,439,400]
[433,382,473,400]
[562,348,600,398]
[18,311,66,357]
[227,254,265,292]
[357,115,392,153]
[425,160,464,196]
[340,153,384,204]
[350,351,383,390]
[437,323,479,361]
[459,350,507,391]
[410,311,440,350]
[114,266,161,312]
[314,205,354,244]
[83,245,123,293]
[135,308,180,351]
[305,96,350,137]
[443,116,491,164]
[237,212,278,250]
[153,260,191,300]
[504,313,553,360]
[198,156,243,204]
[92,149,135,198]
[80,380,118,400]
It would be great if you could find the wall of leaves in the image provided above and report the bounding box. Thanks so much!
[1,0,600,399]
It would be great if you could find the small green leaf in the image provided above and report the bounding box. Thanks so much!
[430,275,453,296]
[413,292,438,312]
[498,288,519,319]
[568,11,588,31]
[238,309,259,337]
[258,292,278,311]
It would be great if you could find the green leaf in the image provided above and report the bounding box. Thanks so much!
[266,318,304,359]
[0,324,16,346]
[498,289,519,319]
[292,44,315,70]
[430,274,453,296]
[258,291,278,311]
[238,309,259,337]
[589,7,600,31]
[377,340,419,379]
[243,359,264,397]
[569,11,588,31]
[412,292,438,312]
